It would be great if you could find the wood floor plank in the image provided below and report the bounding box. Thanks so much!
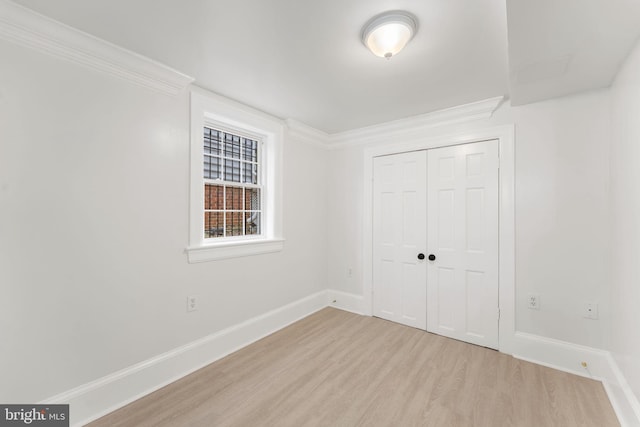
[87,308,619,427]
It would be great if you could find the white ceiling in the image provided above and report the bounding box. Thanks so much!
[11,0,640,134]
[507,0,640,106]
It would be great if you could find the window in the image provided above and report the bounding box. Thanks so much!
[203,128,262,239]
[187,90,284,263]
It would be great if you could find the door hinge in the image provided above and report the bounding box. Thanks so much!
[497,308,501,321]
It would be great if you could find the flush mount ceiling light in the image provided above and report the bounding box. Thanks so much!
[361,10,418,59]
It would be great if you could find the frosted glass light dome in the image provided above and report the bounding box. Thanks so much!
[361,11,418,59]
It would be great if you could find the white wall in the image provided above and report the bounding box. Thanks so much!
[327,90,611,349]
[610,37,640,401]
[511,92,611,348]
[0,39,328,403]
[327,147,364,297]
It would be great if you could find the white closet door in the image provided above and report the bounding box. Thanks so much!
[373,151,427,329]
[426,140,499,349]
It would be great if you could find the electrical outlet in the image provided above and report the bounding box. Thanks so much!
[187,295,198,312]
[583,302,598,319]
[527,294,540,310]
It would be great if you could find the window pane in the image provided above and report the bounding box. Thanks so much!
[201,126,264,242]
[224,159,241,182]
[243,162,258,184]
[224,133,241,159]
[204,212,224,238]
[204,184,223,210]
[243,138,258,162]
[226,186,243,210]
[226,212,243,236]
[245,212,261,235]
[204,128,221,155]
[246,188,260,210]
[204,156,221,180]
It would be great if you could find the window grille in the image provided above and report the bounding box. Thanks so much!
[203,127,261,239]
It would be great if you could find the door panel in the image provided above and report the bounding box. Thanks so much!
[373,151,427,329]
[427,140,499,349]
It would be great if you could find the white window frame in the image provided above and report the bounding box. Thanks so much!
[187,89,284,262]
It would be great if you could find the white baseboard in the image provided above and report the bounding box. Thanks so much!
[605,353,640,427]
[512,332,612,380]
[513,332,640,427]
[327,289,364,315]
[42,290,329,427]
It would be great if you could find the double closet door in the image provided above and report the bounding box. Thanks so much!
[372,140,499,349]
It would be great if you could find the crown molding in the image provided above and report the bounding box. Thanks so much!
[329,96,505,148]
[285,118,331,148]
[192,85,285,129]
[0,0,194,96]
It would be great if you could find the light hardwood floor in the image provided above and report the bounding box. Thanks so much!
[88,308,619,427]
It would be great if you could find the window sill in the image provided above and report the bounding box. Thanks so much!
[186,238,284,263]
